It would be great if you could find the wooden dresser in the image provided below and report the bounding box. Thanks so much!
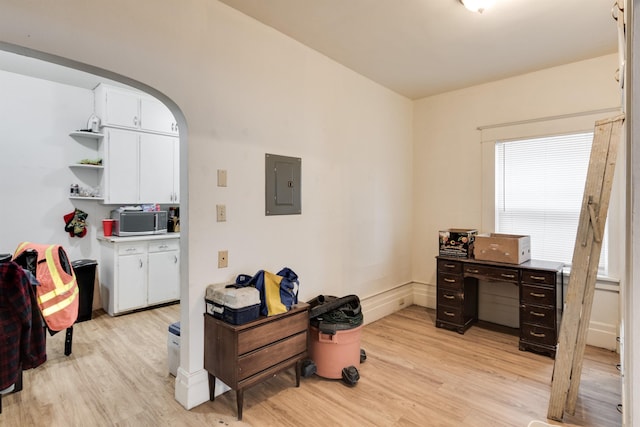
[204,302,309,420]
[436,256,564,358]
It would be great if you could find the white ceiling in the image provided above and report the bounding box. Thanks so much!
[217,0,619,99]
[0,1,619,100]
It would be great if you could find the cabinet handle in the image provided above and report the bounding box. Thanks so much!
[529,331,546,338]
[159,245,168,249]
[443,311,455,317]
[443,294,455,300]
[501,273,516,279]
[444,263,456,269]
[133,116,139,126]
[467,268,479,273]
[530,311,546,318]
[444,278,456,283]
[530,275,546,281]
[173,255,178,263]
[530,292,546,298]
[126,248,136,252]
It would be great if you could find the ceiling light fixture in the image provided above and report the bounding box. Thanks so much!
[459,0,495,14]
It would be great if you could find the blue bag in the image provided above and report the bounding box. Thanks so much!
[236,267,299,316]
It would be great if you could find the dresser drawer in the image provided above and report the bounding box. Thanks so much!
[520,323,556,347]
[436,305,465,325]
[437,287,463,306]
[238,311,308,355]
[522,269,557,286]
[438,272,464,290]
[520,303,556,328]
[438,259,463,274]
[463,264,519,284]
[237,331,307,381]
[521,284,556,306]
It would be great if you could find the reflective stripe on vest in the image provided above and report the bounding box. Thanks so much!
[41,285,79,317]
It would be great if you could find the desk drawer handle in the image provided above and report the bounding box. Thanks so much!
[443,294,455,300]
[444,263,457,269]
[530,275,547,281]
[443,311,456,317]
[444,278,456,283]
[530,311,546,318]
[467,268,479,273]
[530,292,546,298]
[501,273,516,279]
[529,331,546,338]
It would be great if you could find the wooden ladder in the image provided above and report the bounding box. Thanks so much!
[547,114,625,421]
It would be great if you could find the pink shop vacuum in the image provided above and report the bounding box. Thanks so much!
[303,295,366,386]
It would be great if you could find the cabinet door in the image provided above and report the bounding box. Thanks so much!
[104,129,139,203]
[140,97,178,135]
[139,133,176,203]
[116,253,147,312]
[103,88,140,129]
[147,249,180,304]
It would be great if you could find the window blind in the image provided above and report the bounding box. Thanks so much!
[495,132,608,270]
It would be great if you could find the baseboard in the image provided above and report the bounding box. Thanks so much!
[360,282,415,324]
[175,367,218,410]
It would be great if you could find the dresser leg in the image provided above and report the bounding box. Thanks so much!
[236,389,244,420]
[295,360,302,387]
[208,373,216,401]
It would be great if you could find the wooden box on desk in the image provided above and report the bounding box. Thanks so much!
[474,233,531,264]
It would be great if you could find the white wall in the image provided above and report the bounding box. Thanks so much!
[0,69,112,260]
[412,54,623,349]
[0,0,413,409]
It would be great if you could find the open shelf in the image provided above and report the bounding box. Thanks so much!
[69,164,103,170]
[69,131,104,139]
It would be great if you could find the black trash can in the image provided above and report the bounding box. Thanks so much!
[72,259,98,322]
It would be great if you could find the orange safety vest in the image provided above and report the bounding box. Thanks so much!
[14,242,79,331]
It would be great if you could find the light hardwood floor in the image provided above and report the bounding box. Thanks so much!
[0,304,620,427]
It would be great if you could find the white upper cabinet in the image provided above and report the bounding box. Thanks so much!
[95,84,178,136]
[140,97,179,135]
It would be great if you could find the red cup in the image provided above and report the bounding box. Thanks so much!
[103,219,115,237]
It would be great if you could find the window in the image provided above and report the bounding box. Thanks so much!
[495,132,608,271]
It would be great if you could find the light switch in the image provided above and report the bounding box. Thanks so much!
[217,169,227,187]
[216,204,226,222]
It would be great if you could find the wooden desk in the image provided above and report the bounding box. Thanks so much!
[435,256,564,358]
[204,303,309,420]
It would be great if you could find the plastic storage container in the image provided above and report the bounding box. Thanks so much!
[205,285,261,325]
[71,259,98,322]
[167,322,180,376]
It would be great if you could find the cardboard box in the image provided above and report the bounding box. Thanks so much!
[474,233,531,264]
[439,229,478,258]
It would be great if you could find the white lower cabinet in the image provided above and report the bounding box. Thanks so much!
[100,237,180,316]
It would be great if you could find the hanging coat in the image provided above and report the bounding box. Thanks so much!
[13,243,79,332]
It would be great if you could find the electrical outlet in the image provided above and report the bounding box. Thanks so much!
[216,204,226,222]
[217,169,227,187]
[218,250,228,268]
[399,298,405,306]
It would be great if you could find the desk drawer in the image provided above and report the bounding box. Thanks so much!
[521,284,555,306]
[522,269,557,286]
[437,287,463,306]
[520,303,555,328]
[521,323,556,347]
[438,259,463,274]
[238,311,308,355]
[464,264,519,284]
[237,331,307,381]
[437,273,464,290]
[436,305,465,325]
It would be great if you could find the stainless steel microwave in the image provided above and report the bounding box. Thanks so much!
[110,210,168,236]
